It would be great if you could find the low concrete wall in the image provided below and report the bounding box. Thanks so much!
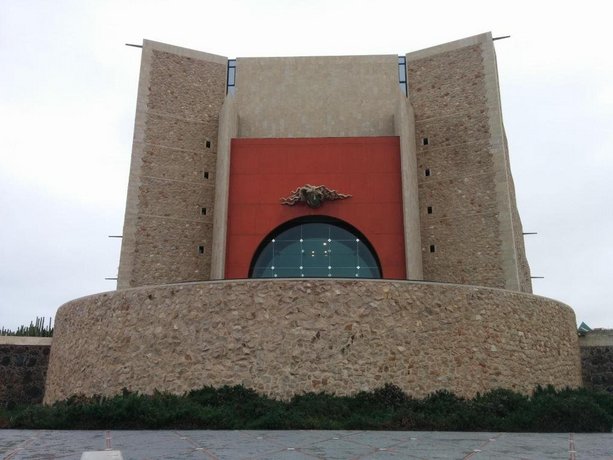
[0,337,52,408]
[579,329,613,392]
[45,280,582,403]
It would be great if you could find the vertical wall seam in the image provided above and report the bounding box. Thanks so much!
[117,41,152,289]
[481,35,522,291]
[211,96,238,279]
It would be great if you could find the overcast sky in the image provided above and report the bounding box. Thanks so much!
[1,0,611,330]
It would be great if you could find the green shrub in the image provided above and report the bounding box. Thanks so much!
[4,384,613,432]
[526,386,613,432]
[354,383,412,409]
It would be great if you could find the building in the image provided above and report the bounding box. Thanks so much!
[43,33,582,403]
[117,32,531,291]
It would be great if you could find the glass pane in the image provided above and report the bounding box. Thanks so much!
[302,239,329,268]
[272,240,295,254]
[330,240,355,255]
[273,241,301,267]
[398,64,406,82]
[302,223,329,239]
[329,226,353,240]
[251,220,380,279]
[357,242,378,268]
[331,267,357,278]
[302,266,329,277]
[357,265,379,278]
[276,225,302,241]
[253,244,273,268]
[331,251,356,269]
[274,268,301,278]
[252,267,273,278]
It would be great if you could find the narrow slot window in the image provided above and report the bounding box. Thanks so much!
[429,245,436,253]
[422,137,429,146]
[203,171,209,179]
[205,140,211,149]
[427,206,433,214]
[226,59,236,95]
[397,56,407,96]
[198,245,205,255]
[425,168,431,177]
[201,207,207,215]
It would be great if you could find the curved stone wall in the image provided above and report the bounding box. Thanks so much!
[44,280,582,403]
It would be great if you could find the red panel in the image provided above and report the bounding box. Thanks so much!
[226,137,406,279]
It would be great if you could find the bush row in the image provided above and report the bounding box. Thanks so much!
[1,384,612,432]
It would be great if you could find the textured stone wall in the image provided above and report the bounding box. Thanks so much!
[117,41,227,288]
[579,330,613,392]
[235,55,400,138]
[504,133,533,292]
[407,33,531,292]
[117,35,532,291]
[45,280,581,404]
[394,99,423,280]
[0,338,51,408]
[581,346,613,392]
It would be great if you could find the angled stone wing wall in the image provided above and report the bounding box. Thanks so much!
[118,41,227,288]
[407,33,531,291]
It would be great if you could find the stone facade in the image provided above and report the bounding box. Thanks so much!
[0,338,52,408]
[44,280,581,404]
[407,35,531,292]
[117,41,227,288]
[117,32,532,293]
[579,329,613,392]
[44,33,571,405]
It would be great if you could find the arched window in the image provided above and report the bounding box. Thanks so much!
[250,217,381,279]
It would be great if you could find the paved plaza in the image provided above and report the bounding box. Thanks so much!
[1,430,612,459]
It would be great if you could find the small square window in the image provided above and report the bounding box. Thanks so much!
[201,207,207,215]
[205,140,211,149]
[422,137,429,146]
[198,245,205,254]
[204,171,209,179]
[429,245,436,253]
[425,168,431,177]
[427,206,433,214]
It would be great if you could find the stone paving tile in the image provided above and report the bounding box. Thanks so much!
[573,433,613,460]
[1,430,612,459]
[110,431,202,460]
[0,431,39,459]
[3,431,104,460]
[253,451,321,460]
[281,431,413,459]
[179,431,290,459]
[299,438,380,459]
[387,432,494,460]
[244,430,362,447]
[469,432,568,460]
